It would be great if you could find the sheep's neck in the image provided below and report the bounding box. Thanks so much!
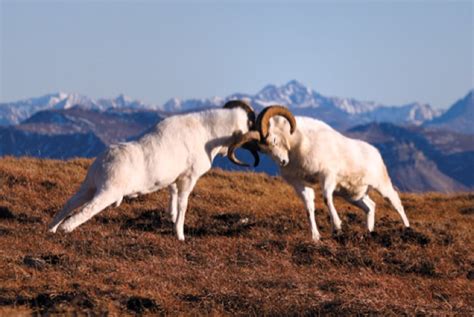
[287,129,317,171]
[288,129,305,153]
[207,122,244,161]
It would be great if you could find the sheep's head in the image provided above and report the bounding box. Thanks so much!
[228,105,296,167]
[223,100,260,167]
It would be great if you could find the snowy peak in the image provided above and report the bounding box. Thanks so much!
[53,93,96,110]
[0,93,87,125]
[97,94,152,110]
[161,96,223,113]
[258,80,311,99]
[0,92,158,125]
[331,98,379,114]
[251,80,440,125]
[254,80,316,108]
[405,102,441,123]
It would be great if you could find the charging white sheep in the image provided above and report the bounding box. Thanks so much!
[48,100,259,241]
[228,105,410,241]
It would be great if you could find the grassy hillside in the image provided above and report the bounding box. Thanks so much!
[0,157,473,315]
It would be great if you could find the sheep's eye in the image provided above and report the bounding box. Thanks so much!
[272,137,277,145]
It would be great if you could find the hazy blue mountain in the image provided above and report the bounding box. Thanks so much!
[0,127,105,159]
[348,123,473,192]
[0,107,163,159]
[21,106,164,144]
[425,90,474,134]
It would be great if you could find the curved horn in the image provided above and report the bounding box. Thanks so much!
[241,141,260,167]
[228,131,261,167]
[256,105,296,139]
[223,100,256,127]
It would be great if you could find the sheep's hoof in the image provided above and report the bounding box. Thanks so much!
[332,228,343,237]
[48,223,59,233]
[59,223,75,233]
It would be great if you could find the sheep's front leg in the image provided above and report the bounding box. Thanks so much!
[168,183,178,224]
[288,179,321,241]
[175,176,198,241]
[322,178,342,233]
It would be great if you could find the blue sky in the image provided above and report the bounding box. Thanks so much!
[1,1,472,108]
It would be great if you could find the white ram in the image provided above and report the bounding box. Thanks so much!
[48,101,259,241]
[228,106,410,241]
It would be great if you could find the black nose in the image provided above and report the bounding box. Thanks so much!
[281,159,288,166]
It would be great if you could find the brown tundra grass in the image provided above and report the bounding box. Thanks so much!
[0,157,473,316]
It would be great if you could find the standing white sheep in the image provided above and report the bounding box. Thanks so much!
[48,100,259,241]
[228,105,410,241]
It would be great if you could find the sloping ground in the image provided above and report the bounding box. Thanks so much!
[0,157,472,315]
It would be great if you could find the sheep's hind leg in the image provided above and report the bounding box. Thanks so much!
[350,194,376,232]
[377,184,410,228]
[168,183,178,224]
[175,176,198,241]
[48,187,95,233]
[58,189,119,232]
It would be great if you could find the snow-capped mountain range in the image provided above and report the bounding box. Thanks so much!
[161,80,443,128]
[0,93,157,126]
[0,80,445,128]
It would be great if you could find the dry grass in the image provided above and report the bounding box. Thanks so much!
[0,157,473,316]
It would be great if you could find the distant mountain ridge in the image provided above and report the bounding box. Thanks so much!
[0,92,160,125]
[0,81,445,129]
[163,80,443,129]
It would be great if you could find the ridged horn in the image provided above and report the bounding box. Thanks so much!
[256,105,296,139]
[223,100,256,127]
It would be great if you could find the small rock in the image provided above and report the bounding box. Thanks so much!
[23,256,46,270]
